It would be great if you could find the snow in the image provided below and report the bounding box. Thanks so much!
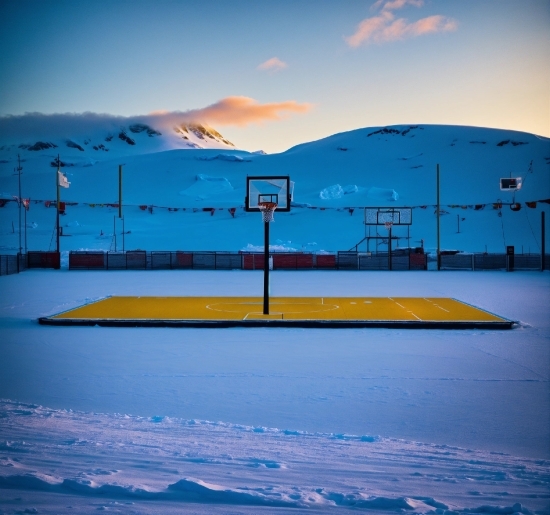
[179,174,234,200]
[0,122,549,513]
[1,124,548,254]
[1,269,549,514]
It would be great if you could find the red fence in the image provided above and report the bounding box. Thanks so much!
[61,250,548,272]
[28,251,60,269]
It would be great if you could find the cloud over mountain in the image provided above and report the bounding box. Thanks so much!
[0,97,313,142]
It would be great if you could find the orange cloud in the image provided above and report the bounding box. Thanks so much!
[151,96,312,127]
[0,97,312,142]
[407,15,458,37]
[257,57,288,72]
[345,11,393,47]
[373,0,424,11]
[346,0,457,47]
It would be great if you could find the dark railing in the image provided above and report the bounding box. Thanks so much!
[0,254,26,276]
[0,250,539,273]
[67,250,426,271]
[339,250,428,271]
[440,253,545,271]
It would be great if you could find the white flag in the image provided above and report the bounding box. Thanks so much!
[58,171,70,188]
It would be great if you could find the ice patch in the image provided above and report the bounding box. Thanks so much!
[319,184,360,199]
[179,174,233,200]
[319,184,396,200]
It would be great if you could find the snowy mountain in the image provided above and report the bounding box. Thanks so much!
[0,123,548,254]
[0,118,234,167]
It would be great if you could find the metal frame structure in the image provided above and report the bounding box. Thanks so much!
[363,207,413,271]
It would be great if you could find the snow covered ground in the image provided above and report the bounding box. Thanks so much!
[1,269,549,514]
[1,124,549,254]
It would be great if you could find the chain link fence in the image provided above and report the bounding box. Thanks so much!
[2,251,547,275]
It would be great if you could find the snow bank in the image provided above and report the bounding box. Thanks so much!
[179,174,233,200]
[0,399,547,514]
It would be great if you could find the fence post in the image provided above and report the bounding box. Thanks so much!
[506,246,514,272]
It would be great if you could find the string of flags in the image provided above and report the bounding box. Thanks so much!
[0,197,549,214]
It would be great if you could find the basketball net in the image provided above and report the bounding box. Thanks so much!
[258,202,277,223]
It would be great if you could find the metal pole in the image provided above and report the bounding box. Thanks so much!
[118,164,123,219]
[263,220,270,315]
[24,204,27,253]
[56,156,60,255]
[388,226,392,271]
[17,155,22,254]
[367,226,370,253]
[542,211,546,272]
[436,164,441,271]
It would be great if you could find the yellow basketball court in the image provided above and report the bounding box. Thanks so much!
[38,296,514,329]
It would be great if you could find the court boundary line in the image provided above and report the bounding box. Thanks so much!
[38,317,515,329]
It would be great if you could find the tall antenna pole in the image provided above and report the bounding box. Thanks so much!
[17,154,23,255]
[118,164,123,219]
[542,211,546,272]
[56,155,60,255]
[119,164,124,251]
[436,163,441,271]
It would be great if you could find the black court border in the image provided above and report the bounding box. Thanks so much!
[38,317,515,330]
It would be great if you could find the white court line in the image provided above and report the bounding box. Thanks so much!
[390,299,406,309]
[243,312,283,320]
[391,297,421,320]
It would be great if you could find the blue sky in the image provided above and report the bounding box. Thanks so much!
[0,0,548,153]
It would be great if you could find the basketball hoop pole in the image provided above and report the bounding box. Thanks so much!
[388,224,392,271]
[246,176,290,314]
[263,218,269,314]
[437,164,441,271]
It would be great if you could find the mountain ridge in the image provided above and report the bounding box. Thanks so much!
[0,123,548,253]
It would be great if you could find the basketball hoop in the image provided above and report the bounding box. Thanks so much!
[258,201,277,223]
[384,221,393,231]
